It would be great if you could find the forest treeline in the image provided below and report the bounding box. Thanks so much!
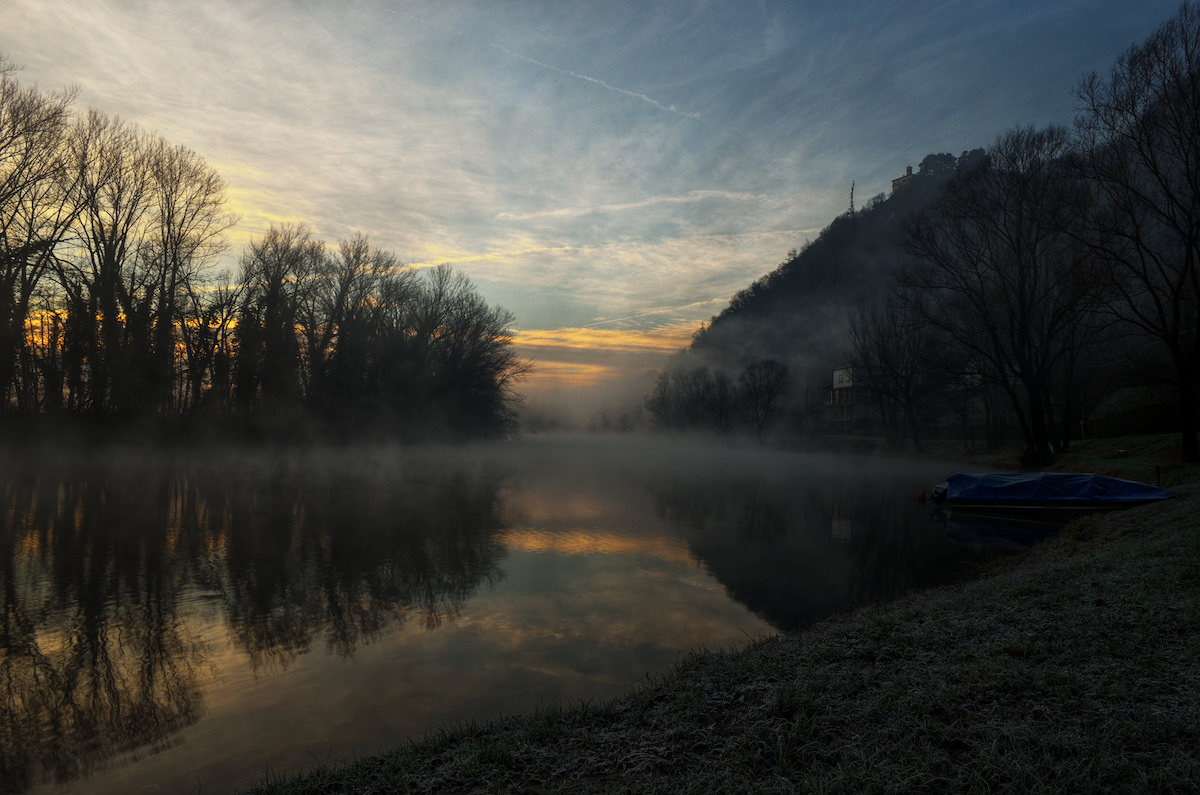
[0,58,527,442]
[642,359,790,443]
[659,4,1200,465]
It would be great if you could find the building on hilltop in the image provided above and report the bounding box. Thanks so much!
[890,165,915,195]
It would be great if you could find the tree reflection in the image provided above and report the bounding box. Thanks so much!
[650,473,999,632]
[0,449,507,792]
[215,460,507,669]
[832,481,997,604]
[0,468,207,793]
[651,477,788,541]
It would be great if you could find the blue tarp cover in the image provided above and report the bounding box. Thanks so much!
[943,472,1173,504]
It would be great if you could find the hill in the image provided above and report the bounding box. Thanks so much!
[683,150,982,392]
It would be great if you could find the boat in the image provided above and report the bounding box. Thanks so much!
[928,472,1174,519]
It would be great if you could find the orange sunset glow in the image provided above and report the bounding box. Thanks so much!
[512,325,696,389]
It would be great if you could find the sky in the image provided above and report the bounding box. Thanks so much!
[1,0,1180,410]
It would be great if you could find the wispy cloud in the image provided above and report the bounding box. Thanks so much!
[580,299,729,330]
[380,5,703,122]
[512,324,696,391]
[489,43,704,121]
[466,229,820,328]
[515,360,626,390]
[495,190,778,222]
[514,326,695,357]
[5,0,1183,402]
[407,241,580,270]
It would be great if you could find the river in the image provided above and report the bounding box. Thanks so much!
[1,436,1013,794]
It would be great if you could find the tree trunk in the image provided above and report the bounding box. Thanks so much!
[1023,382,1055,467]
[1178,371,1199,463]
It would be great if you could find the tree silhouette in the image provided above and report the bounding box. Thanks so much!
[849,291,943,451]
[0,59,77,412]
[903,126,1099,466]
[1073,1,1200,461]
[738,359,789,443]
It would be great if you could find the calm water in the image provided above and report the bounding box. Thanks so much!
[1,436,1012,794]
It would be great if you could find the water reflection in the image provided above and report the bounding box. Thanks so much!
[649,464,1002,631]
[215,461,506,667]
[0,451,505,794]
[930,508,1064,549]
[1,468,208,793]
[0,440,1018,794]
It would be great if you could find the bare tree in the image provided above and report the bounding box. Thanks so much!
[738,359,789,443]
[0,59,77,410]
[235,224,326,415]
[142,137,235,413]
[178,271,241,413]
[423,264,529,436]
[60,110,156,413]
[904,126,1099,466]
[302,234,413,421]
[1073,1,1200,461]
[643,369,677,430]
[643,366,737,434]
[849,291,942,451]
[698,368,737,434]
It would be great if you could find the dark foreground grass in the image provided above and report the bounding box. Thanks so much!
[247,450,1200,794]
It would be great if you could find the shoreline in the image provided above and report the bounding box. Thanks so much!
[245,436,1200,793]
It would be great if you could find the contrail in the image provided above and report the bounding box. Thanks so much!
[382,8,702,122]
[490,44,703,121]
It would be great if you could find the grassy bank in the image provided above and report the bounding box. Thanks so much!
[247,438,1200,794]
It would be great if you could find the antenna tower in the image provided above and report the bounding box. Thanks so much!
[849,180,855,214]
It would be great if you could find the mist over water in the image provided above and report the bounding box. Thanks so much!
[2,436,1012,794]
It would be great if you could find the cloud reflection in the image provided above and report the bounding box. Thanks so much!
[498,527,697,566]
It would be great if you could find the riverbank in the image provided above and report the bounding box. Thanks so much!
[246,437,1200,793]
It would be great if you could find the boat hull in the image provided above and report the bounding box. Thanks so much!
[929,472,1173,521]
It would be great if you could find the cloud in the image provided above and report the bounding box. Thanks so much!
[488,43,704,121]
[512,324,695,392]
[494,190,780,222]
[515,325,695,357]
[580,298,729,329]
[5,0,1185,404]
[466,228,821,330]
